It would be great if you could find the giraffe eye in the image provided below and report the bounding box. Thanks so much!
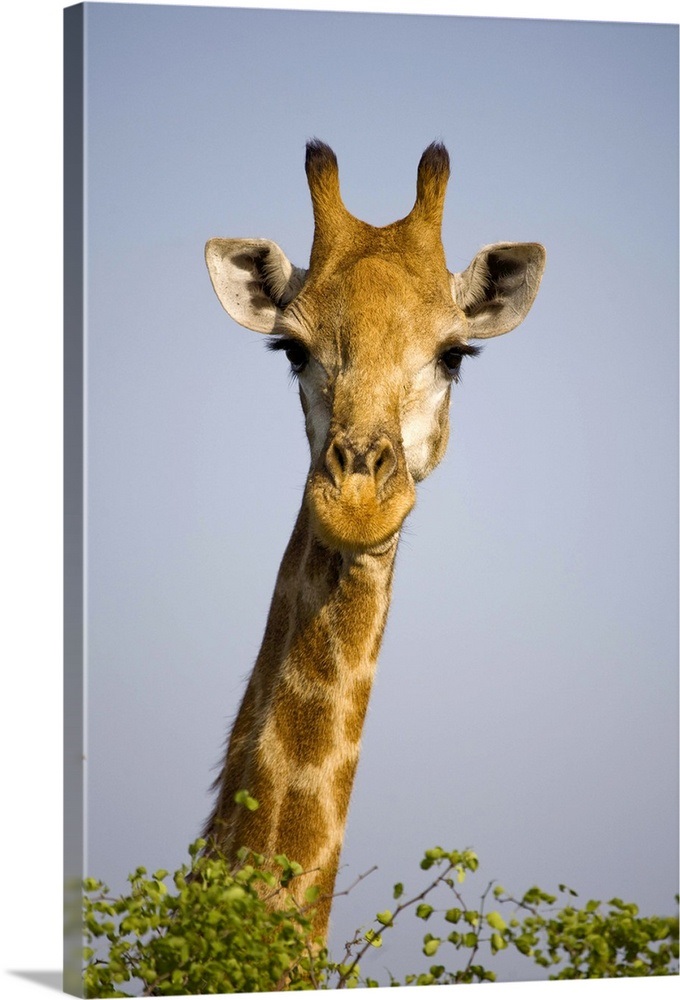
[284,342,309,373]
[266,336,310,374]
[439,343,482,381]
[439,347,464,380]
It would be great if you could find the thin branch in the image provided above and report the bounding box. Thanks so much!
[460,879,494,979]
[335,861,456,989]
[295,864,380,921]
[335,864,379,900]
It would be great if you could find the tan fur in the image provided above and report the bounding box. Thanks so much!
[203,142,545,942]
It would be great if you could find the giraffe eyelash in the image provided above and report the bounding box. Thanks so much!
[439,342,483,358]
[267,336,310,375]
[266,336,300,353]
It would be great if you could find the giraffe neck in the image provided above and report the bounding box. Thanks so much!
[204,501,398,937]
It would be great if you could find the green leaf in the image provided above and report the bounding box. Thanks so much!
[445,907,462,924]
[423,937,441,957]
[393,882,404,900]
[490,932,507,953]
[424,847,444,861]
[234,789,259,811]
[514,934,534,956]
[416,903,434,920]
[376,910,393,926]
[462,850,479,871]
[487,910,507,932]
[304,884,321,903]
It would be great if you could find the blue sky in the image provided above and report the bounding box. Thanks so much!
[2,1,678,997]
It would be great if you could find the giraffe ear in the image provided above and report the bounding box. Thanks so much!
[449,242,546,339]
[205,238,308,333]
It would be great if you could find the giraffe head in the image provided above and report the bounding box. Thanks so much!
[206,141,545,554]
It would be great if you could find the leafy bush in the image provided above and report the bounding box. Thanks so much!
[83,841,322,996]
[83,838,678,996]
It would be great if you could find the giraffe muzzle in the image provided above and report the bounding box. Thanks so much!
[307,430,415,552]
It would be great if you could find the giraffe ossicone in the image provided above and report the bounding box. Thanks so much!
[204,141,545,940]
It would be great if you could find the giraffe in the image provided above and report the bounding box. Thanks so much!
[203,140,545,940]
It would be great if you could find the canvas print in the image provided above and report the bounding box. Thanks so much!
[64,2,679,995]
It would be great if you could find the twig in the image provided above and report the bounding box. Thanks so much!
[335,861,457,989]
[459,879,494,980]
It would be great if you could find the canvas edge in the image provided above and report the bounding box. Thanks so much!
[64,4,85,997]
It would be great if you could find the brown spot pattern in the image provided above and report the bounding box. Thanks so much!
[279,507,309,571]
[257,594,292,678]
[330,575,381,661]
[326,550,343,590]
[305,536,332,581]
[370,605,390,661]
[344,676,373,744]
[288,596,337,683]
[272,680,333,766]
[276,787,329,869]
[228,761,277,856]
[309,840,343,936]
[303,533,343,596]
[333,755,360,824]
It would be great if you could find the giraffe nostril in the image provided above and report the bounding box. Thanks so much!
[370,438,397,490]
[333,442,346,474]
[324,434,398,490]
[324,436,352,487]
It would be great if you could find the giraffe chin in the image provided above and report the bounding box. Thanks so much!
[306,474,415,554]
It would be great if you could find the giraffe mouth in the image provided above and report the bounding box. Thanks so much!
[306,471,415,553]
